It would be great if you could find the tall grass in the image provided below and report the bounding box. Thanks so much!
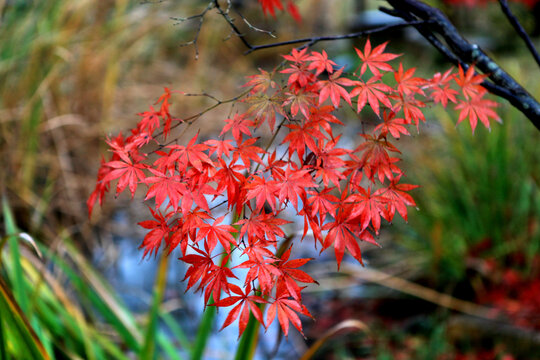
[400,104,540,285]
[0,0,190,234]
[1,195,192,359]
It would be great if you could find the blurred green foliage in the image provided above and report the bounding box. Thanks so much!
[1,0,539,359]
[1,196,192,359]
[399,101,540,286]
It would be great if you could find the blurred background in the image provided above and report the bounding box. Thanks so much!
[0,0,539,359]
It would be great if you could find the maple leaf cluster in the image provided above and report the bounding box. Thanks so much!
[88,40,499,338]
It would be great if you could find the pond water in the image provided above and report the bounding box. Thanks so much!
[91,108,379,358]
[94,208,332,359]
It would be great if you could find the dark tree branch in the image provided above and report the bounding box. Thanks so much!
[384,0,540,131]
[171,1,215,60]
[178,0,540,130]
[213,0,255,51]
[379,7,516,103]
[498,0,540,68]
[243,20,427,54]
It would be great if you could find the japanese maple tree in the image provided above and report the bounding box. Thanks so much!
[88,34,503,337]
[88,0,540,342]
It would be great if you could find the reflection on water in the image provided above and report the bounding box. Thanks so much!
[91,119,372,358]
[93,209,314,359]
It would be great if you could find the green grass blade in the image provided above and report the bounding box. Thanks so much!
[234,237,292,360]
[160,311,191,352]
[2,196,28,314]
[157,332,183,360]
[35,240,142,352]
[191,211,244,360]
[0,276,49,360]
[191,300,216,360]
[141,253,169,360]
[62,240,143,350]
[0,313,6,360]
[234,314,258,360]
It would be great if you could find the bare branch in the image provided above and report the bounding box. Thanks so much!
[212,0,254,50]
[384,0,540,131]
[243,20,427,54]
[234,9,276,38]
[172,1,215,60]
[498,0,540,68]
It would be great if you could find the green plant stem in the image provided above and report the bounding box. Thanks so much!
[191,299,217,360]
[0,314,6,360]
[234,315,259,360]
[2,196,28,314]
[234,236,293,360]
[141,252,169,360]
[191,210,245,360]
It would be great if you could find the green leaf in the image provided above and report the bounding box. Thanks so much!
[0,276,49,360]
[141,253,169,360]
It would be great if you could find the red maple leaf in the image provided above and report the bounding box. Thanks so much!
[137,106,160,134]
[306,187,339,223]
[221,113,255,142]
[394,63,426,97]
[212,283,267,338]
[102,156,146,197]
[350,76,393,116]
[276,166,317,211]
[281,120,326,161]
[138,208,172,258]
[266,282,312,337]
[154,87,181,138]
[167,132,213,172]
[313,136,348,188]
[244,93,287,132]
[455,94,500,132]
[232,137,265,168]
[374,110,410,139]
[355,39,400,77]
[205,139,234,158]
[455,65,486,100]
[243,68,276,94]
[322,214,363,269]
[347,186,389,235]
[307,50,336,75]
[317,67,356,108]
[274,247,317,300]
[199,255,238,305]
[283,86,317,118]
[143,168,186,211]
[282,48,310,63]
[214,158,246,211]
[428,68,458,107]
[180,246,215,293]
[236,211,291,244]
[196,216,238,253]
[376,177,418,222]
[236,257,279,295]
[245,175,280,213]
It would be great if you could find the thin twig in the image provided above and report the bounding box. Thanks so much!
[244,20,427,54]
[252,117,288,174]
[213,0,254,50]
[234,9,276,38]
[498,0,540,68]
[183,92,221,103]
[172,1,215,60]
[150,89,250,153]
